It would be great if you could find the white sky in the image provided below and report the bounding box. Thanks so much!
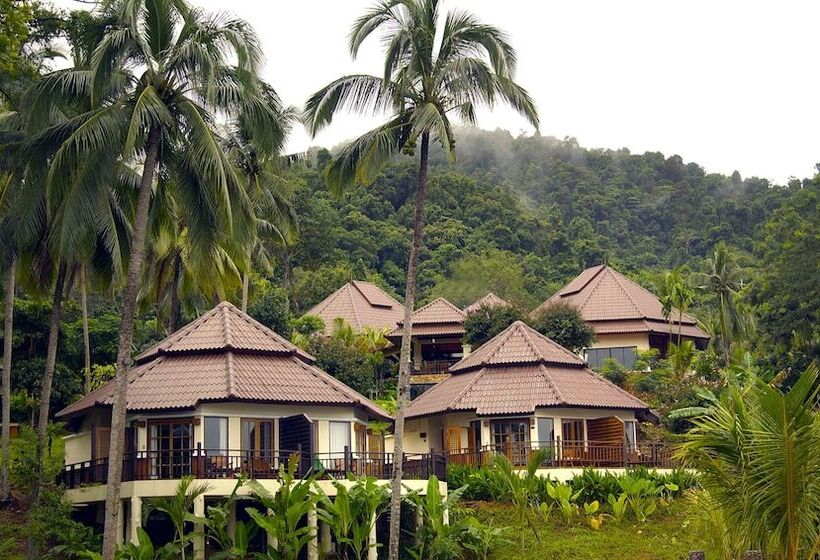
[57,0,820,183]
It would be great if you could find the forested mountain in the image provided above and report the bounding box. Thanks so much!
[3,128,817,416]
[282,128,815,334]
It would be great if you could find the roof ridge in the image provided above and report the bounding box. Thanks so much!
[221,304,233,347]
[307,283,348,316]
[225,350,236,398]
[538,363,565,403]
[347,285,363,330]
[521,321,587,363]
[447,368,485,411]
[516,321,547,362]
[607,268,654,319]
[560,264,605,296]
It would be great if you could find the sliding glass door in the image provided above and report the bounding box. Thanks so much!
[491,419,530,465]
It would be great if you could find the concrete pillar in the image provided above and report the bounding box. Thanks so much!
[320,521,332,555]
[266,508,278,549]
[367,512,378,560]
[227,501,236,541]
[129,496,142,544]
[193,495,205,560]
[307,507,318,560]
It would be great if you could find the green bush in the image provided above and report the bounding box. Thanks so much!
[9,424,65,493]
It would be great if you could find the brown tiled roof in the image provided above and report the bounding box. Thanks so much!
[406,321,648,418]
[57,302,390,421]
[593,319,709,339]
[306,281,404,336]
[531,265,709,340]
[388,297,466,339]
[451,321,585,372]
[464,292,511,314]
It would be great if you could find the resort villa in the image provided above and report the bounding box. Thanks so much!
[533,264,709,370]
[386,297,470,399]
[55,302,444,557]
[402,321,666,471]
[305,280,405,336]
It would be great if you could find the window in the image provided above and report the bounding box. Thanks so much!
[468,420,482,448]
[204,417,228,452]
[241,419,273,458]
[354,423,367,455]
[410,383,437,400]
[586,346,638,370]
[624,420,637,452]
[537,418,554,444]
[329,421,351,459]
[149,419,193,478]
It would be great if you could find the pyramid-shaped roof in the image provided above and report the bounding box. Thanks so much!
[532,265,708,340]
[464,292,511,314]
[389,297,466,339]
[407,321,648,418]
[451,321,585,372]
[306,281,404,335]
[57,302,390,420]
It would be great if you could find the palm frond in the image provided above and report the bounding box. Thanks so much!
[304,74,397,137]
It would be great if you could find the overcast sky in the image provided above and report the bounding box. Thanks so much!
[58,0,820,183]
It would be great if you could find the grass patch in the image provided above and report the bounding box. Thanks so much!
[467,499,700,560]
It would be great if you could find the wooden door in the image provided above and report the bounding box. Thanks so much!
[446,427,461,453]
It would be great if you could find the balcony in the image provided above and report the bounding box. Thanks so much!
[58,447,447,490]
[447,440,677,469]
[415,358,460,374]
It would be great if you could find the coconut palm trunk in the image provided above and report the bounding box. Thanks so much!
[101,125,161,559]
[1,258,15,504]
[81,265,91,392]
[241,272,249,312]
[388,132,429,560]
[169,252,182,332]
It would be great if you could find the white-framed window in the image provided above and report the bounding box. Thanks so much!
[329,421,351,459]
[537,417,554,443]
[204,417,228,452]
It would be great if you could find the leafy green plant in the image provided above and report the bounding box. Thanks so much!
[204,477,259,560]
[489,450,551,543]
[462,518,511,560]
[115,528,179,560]
[607,493,628,523]
[406,476,471,560]
[319,474,389,560]
[617,475,659,522]
[680,364,820,560]
[582,500,606,530]
[144,477,210,560]
[245,455,321,560]
[546,481,579,525]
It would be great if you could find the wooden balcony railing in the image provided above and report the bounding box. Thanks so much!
[59,441,675,490]
[447,440,677,469]
[58,446,447,490]
[415,359,459,374]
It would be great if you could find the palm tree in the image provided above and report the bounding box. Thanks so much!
[32,1,280,555]
[679,364,820,560]
[700,243,743,363]
[144,477,210,560]
[304,2,538,556]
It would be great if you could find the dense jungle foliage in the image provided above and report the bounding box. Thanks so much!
[2,129,818,418]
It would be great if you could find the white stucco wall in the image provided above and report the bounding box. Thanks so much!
[588,333,650,351]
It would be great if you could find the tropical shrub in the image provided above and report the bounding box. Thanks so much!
[679,364,820,560]
[319,475,389,560]
[529,301,595,352]
[143,477,210,560]
[244,456,321,560]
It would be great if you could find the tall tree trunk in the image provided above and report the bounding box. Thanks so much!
[101,126,161,560]
[388,132,429,560]
[720,295,730,364]
[169,252,181,332]
[241,271,249,312]
[1,258,15,504]
[81,266,91,393]
[30,261,68,513]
